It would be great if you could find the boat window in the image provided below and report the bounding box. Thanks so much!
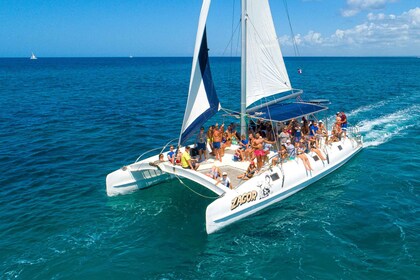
[338,145,343,151]
[313,155,319,161]
[270,173,280,181]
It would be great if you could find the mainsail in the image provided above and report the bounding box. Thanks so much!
[179,0,220,145]
[245,0,292,108]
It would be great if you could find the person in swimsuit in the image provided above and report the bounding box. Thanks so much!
[309,137,326,161]
[252,133,265,170]
[212,123,224,162]
[297,140,313,171]
[195,127,207,162]
[237,161,257,180]
[340,111,348,137]
[206,165,221,180]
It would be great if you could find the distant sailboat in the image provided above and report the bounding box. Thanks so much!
[30,52,37,60]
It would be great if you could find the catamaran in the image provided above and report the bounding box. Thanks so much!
[106,0,363,234]
[30,52,37,60]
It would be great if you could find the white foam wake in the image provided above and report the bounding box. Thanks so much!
[356,105,419,147]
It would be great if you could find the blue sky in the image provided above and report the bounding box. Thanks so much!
[0,0,418,57]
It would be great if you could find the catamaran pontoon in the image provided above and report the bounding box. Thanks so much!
[106,0,363,234]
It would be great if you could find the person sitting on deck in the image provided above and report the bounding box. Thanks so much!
[244,134,254,161]
[167,145,175,163]
[316,121,327,147]
[285,139,296,159]
[219,172,232,189]
[279,127,290,145]
[233,148,243,162]
[206,165,221,180]
[309,137,326,161]
[271,144,289,166]
[237,161,257,180]
[296,140,313,171]
[340,111,348,138]
[158,153,165,162]
[181,146,200,170]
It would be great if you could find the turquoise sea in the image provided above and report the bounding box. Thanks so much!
[0,57,419,279]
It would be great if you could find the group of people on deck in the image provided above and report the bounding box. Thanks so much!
[162,112,349,186]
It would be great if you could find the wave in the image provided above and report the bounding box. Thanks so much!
[347,100,389,118]
[355,105,419,147]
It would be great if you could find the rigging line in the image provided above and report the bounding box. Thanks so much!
[283,0,300,57]
[221,20,242,56]
[174,174,220,199]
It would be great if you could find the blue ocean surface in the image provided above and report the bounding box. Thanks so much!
[0,57,419,279]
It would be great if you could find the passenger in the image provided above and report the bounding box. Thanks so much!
[297,141,313,171]
[212,123,224,162]
[220,131,231,157]
[245,134,255,161]
[309,137,326,161]
[271,145,288,166]
[206,165,221,180]
[239,134,249,150]
[181,146,200,171]
[220,172,232,189]
[175,150,182,165]
[233,148,243,161]
[309,120,318,137]
[206,125,214,155]
[262,137,275,163]
[195,126,207,162]
[285,139,296,159]
[340,111,348,137]
[167,145,175,163]
[316,121,327,147]
[294,123,302,143]
[301,120,310,139]
[158,153,165,162]
[251,132,265,170]
[279,127,290,144]
[237,161,257,180]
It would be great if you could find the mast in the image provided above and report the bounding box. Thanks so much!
[240,0,247,136]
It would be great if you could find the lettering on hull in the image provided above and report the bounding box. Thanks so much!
[231,190,258,210]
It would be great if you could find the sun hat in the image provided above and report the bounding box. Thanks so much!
[222,172,227,176]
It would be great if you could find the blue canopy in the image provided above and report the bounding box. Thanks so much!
[247,102,327,122]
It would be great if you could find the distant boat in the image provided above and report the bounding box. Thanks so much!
[30,52,37,60]
[129,55,133,58]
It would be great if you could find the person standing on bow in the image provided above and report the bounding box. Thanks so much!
[195,127,207,162]
[212,123,224,162]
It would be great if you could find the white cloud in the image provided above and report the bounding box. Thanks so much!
[341,0,397,17]
[280,7,420,55]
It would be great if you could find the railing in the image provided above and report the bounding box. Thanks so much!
[135,138,179,163]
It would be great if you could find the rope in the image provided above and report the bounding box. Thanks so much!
[174,175,220,199]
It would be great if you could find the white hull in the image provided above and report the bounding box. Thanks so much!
[106,137,362,234]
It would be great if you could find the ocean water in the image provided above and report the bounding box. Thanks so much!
[0,57,418,279]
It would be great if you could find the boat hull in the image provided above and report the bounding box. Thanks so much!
[205,138,362,234]
[106,162,172,196]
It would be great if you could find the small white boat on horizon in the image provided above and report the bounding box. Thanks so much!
[30,52,37,60]
[106,0,363,234]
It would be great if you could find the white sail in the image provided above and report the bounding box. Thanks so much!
[245,0,292,108]
[179,0,220,145]
[30,52,37,60]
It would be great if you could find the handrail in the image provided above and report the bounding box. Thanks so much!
[135,138,179,163]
